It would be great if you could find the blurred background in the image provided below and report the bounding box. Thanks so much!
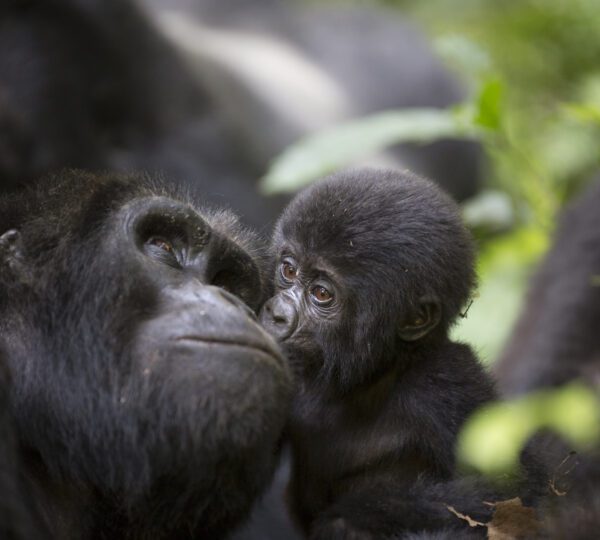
[2,0,599,362]
[378,0,600,364]
[1,0,599,511]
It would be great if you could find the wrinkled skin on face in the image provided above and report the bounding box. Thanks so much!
[0,170,291,539]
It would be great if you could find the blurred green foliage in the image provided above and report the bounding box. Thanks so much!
[458,383,600,475]
[260,108,479,195]
[265,0,600,474]
[451,226,548,363]
[265,0,600,363]
[398,0,600,210]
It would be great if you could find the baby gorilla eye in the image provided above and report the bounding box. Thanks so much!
[281,260,298,282]
[311,285,333,305]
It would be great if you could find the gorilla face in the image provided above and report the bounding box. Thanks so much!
[260,169,475,393]
[0,171,291,538]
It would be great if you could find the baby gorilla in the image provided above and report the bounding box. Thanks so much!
[260,169,496,539]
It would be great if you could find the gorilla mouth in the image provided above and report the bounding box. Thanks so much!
[175,336,282,362]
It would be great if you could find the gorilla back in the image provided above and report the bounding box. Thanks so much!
[0,171,291,539]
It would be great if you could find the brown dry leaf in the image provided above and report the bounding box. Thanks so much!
[486,497,541,540]
[445,504,486,528]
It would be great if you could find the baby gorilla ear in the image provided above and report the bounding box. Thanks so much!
[398,295,441,341]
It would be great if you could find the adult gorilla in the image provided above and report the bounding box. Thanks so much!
[147,0,483,203]
[0,0,284,227]
[1,0,481,231]
[0,170,291,539]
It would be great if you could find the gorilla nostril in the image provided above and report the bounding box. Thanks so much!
[271,301,291,325]
[273,313,287,325]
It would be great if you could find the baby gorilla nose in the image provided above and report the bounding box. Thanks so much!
[260,295,298,341]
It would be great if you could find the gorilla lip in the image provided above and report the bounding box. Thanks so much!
[175,336,282,362]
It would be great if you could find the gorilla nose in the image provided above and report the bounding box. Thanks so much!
[214,287,258,321]
[259,296,297,341]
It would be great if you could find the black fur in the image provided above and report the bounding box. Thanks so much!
[1,0,482,233]
[496,177,600,394]
[496,177,600,539]
[143,0,483,202]
[0,170,291,539]
[0,347,49,540]
[0,0,285,227]
[259,169,497,538]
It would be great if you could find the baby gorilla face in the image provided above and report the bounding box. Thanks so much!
[260,247,346,379]
[260,168,475,392]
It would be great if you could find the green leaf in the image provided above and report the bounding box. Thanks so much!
[434,34,492,77]
[457,383,600,476]
[562,103,600,125]
[474,77,504,130]
[260,108,478,195]
[451,226,548,363]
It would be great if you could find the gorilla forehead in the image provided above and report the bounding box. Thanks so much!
[276,169,472,274]
[0,170,261,263]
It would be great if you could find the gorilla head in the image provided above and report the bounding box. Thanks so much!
[262,168,476,393]
[0,170,291,539]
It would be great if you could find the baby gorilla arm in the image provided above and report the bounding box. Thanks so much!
[309,478,499,540]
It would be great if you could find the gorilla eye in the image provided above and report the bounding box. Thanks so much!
[147,237,174,254]
[311,285,333,305]
[281,260,298,282]
[145,236,180,268]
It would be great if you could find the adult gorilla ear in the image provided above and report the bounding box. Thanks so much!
[399,295,441,341]
[0,229,32,285]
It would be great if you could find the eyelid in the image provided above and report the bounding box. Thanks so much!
[280,257,299,282]
[144,236,182,267]
[147,236,173,249]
